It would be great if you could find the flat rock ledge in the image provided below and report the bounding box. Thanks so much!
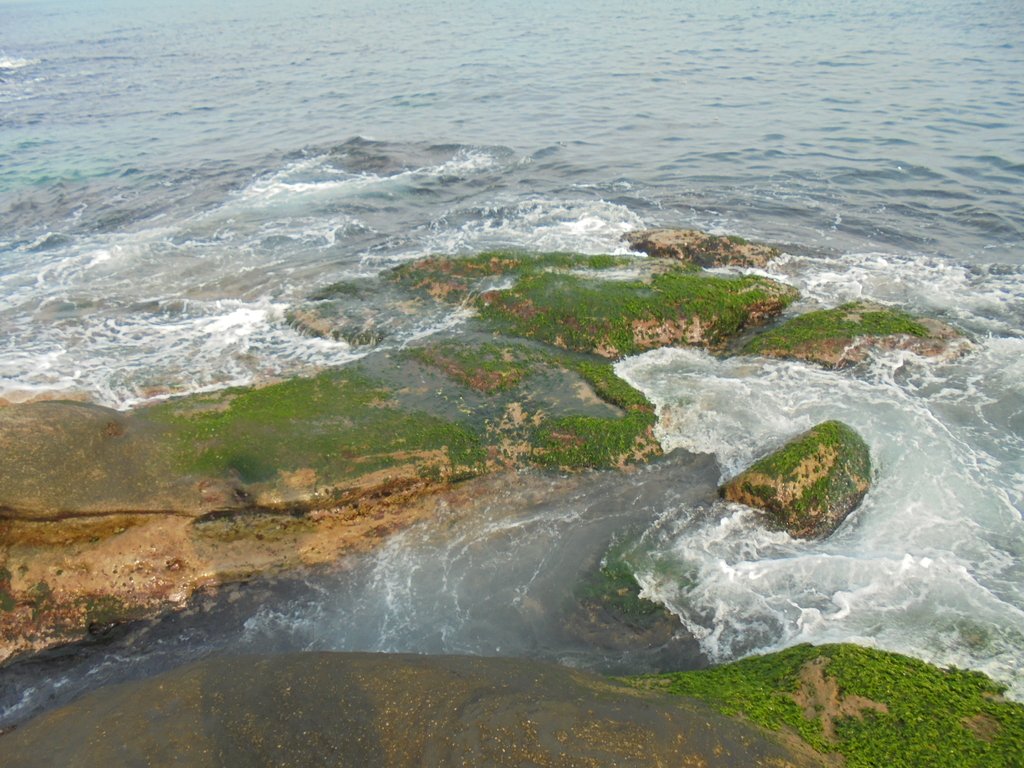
[720,420,871,539]
[624,228,781,268]
[0,652,829,768]
[744,301,967,368]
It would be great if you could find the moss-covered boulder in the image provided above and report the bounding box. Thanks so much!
[0,337,661,661]
[720,421,871,539]
[625,228,781,268]
[629,643,1024,768]
[743,301,966,369]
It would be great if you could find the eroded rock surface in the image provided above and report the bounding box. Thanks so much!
[720,420,871,539]
[625,228,781,268]
[0,652,829,768]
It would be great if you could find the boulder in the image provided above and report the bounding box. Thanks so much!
[625,229,780,268]
[743,301,967,368]
[720,421,871,539]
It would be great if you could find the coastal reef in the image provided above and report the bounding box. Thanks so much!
[1,233,996,767]
[300,249,799,355]
[720,421,872,539]
[0,335,660,660]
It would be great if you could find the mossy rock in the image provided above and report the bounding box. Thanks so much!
[0,338,663,660]
[743,301,966,369]
[720,421,871,539]
[292,250,798,358]
[476,268,797,357]
[624,228,781,268]
[628,643,1024,768]
[387,250,636,303]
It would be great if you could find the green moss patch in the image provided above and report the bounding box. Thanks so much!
[576,543,666,623]
[477,270,797,358]
[147,369,487,487]
[409,341,540,393]
[407,339,661,470]
[743,301,941,368]
[629,643,1024,768]
[0,568,15,612]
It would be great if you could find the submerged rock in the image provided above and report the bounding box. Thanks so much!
[743,301,967,368]
[624,228,781,268]
[0,652,829,768]
[720,420,871,539]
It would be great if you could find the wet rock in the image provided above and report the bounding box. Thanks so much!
[0,337,662,660]
[720,421,871,539]
[625,228,781,268]
[743,301,967,368]
[567,549,679,650]
[0,652,830,767]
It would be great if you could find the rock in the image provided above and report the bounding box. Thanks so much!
[0,652,830,767]
[295,250,800,358]
[743,301,967,368]
[0,336,662,660]
[720,421,871,539]
[625,228,781,268]
[567,548,680,651]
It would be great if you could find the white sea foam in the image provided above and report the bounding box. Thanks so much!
[412,198,645,258]
[236,147,504,209]
[617,340,1024,698]
[717,249,1024,337]
[0,55,38,70]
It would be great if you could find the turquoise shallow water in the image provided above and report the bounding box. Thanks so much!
[1,0,1023,724]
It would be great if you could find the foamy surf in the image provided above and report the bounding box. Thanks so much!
[0,55,38,70]
[617,338,1024,699]
[412,198,645,258]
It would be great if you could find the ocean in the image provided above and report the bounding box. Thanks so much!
[1,0,1022,719]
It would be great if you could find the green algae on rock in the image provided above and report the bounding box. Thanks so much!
[720,421,871,539]
[477,269,798,357]
[0,652,830,768]
[628,643,1024,768]
[290,250,799,358]
[0,337,662,660]
[625,228,781,268]
[743,301,966,369]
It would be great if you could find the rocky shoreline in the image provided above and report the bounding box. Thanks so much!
[3,230,1010,765]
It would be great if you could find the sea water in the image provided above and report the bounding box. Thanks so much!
[1,0,1022,711]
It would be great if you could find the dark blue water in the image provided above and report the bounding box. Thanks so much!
[1,0,1023,710]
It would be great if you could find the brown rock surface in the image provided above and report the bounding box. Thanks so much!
[625,228,781,268]
[0,652,829,767]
